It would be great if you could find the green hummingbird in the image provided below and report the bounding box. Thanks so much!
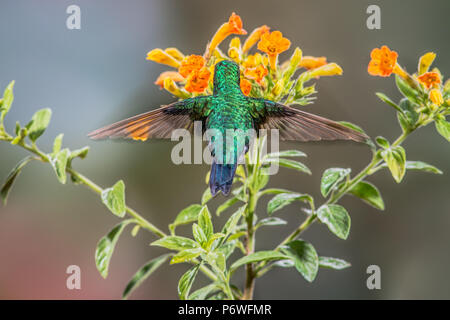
[89,60,367,196]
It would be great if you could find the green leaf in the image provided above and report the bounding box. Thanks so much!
[221,205,246,237]
[259,188,292,196]
[267,192,313,215]
[375,92,403,113]
[170,248,204,264]
[52,134,63,155]
[319,256,351,270]
[281,240,319,282]
[265,150,307,159]
[0,81,15,119]
[198,206,213,240]
[1,156,33,204]
[204,250,226,273]
[205,233,225,250]
[435,118,450,142]
[317,204,351,240]
[254,171,269,190]
[256,217,287,228]
[320,168,351,197]
[232,186,246,201]
[381,146,406,183]
[189,284,220,300]
[95,219,134,278]
[230,251,289,271]
[201,188,212,205]
[169,204,203,234]
[101,180,126,217]
[216,196,239,216]
[264,158,311,175]
[151,236,199,251]
[49,148,70,184]
[398,98,419,126]
[405,161,443,174]
[192,223,207,247]
[349,181,385,210]
[375,136,390,149]
[178,265,200,300]
[395,74,420,105]
[27,108,52,142]
[69,146,89,160]
[338,121,368,136]
[122,254,170,299]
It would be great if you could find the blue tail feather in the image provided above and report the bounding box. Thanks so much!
[209,160,237,196]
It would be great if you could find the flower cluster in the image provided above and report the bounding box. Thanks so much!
[368,46,450,141]
[146,12,343,105]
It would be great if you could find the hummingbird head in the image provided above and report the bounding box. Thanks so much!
[213,60,241,95]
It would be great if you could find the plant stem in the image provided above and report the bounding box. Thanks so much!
[254,130,411,278]
[1,135,219,283]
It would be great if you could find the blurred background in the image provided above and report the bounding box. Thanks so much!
[0,0,449,299]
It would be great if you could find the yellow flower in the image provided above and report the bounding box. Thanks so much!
[257,31,291,71]
[207,12,247,57]
[417,72,441,89]
[163,78,190,99]
[178,55,206,78]
[165,48,185,62]
[240,78,252,96]
[146,48,180,68]
[429,89,444,106]
[155,71,184,89]
[228,37,242,62]
[242,53,263,69]
[418,52,436,75]
[242,25,270,53]
[299,56,327,70]
[185,67,211,93]
[244,64,268,84]
[308,63,343,78]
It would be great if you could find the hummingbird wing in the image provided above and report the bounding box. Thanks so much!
[88,97,211,141]
[248,98,368,143]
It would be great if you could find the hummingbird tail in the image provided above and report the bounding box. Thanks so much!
[209,160,237,197]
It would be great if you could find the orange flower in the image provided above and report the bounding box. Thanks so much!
[257,31,291,71]
[185,67,211,93]
[240,78,252,96]
[299,56,327,70]
[368,46,399,77]
[154,71,184,89]
[242,53,263,69]
[207,12,247,57]
[244,65,268,84]
[242,25,270,53]
[179,55,206,78]
[146,48,181,68]
[417,72,441,89]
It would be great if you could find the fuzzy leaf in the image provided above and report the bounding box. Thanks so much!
[170,248,204,264]
[0,81,15,117]
[169,204,203,234]
[265,150,307,159]
[319,256,351,270]
[28,108,52,142]
[151,236,199,251]
[317,204,351,240]
[198,206,213,240]
[178,265,200,300]
[349,181,385,210]
[122,254,170,299]
[264,158,311,175]
[281,240,319,282]
[230,251,288,271]
[256,217,287,228]
[95,219,134,278]
[1,156,33,204]
[320,168,351,197]
[267,192,313,215]
[381,146,406,183]
[101,180,126,217]
[49,148,70,184]
[405,161,443,174]
[435,119,450,142]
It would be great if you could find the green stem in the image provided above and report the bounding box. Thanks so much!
[254,130,411,278]
[1,135,219,283]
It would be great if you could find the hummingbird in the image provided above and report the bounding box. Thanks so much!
[88,60,367,196]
